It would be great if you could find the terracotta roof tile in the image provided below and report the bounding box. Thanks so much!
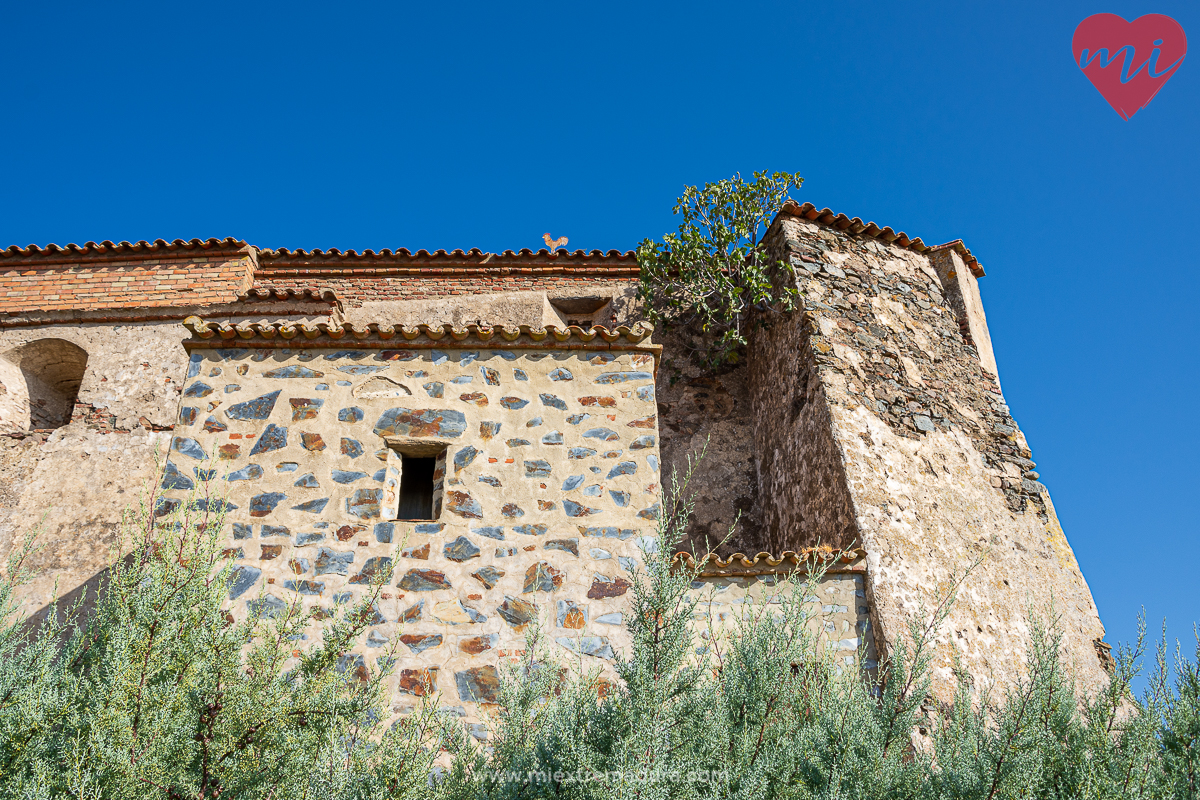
[0,238,251,265]
[778,200,985,277]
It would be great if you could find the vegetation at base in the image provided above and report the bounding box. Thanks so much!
[0,479,445,799]
[1,464,1200,798]
[635,170,805,369]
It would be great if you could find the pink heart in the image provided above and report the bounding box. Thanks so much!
[1072,13,1187,119]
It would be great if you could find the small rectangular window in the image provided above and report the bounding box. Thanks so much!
[380,438,446,521]
[397,455,436,520]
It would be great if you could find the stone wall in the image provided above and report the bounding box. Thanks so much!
[159,321,662,723]
[684,552,878,674]
[746,210,1109,698]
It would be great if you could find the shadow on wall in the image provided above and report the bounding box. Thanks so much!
[0,338,89,433]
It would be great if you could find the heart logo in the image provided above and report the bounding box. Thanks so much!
[1072,14,1187,119]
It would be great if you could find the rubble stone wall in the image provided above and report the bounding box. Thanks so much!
[159,331,662,722]
[748,211,1108,698]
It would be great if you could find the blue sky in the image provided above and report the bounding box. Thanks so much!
[1,1,1197,667]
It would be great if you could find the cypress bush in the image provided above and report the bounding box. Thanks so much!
[1,462,1198,798]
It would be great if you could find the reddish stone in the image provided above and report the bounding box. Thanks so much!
[626,415,656,428]
[260,545,282,560]
[397,668,438,696]
[218,444,240,460]
[301,432,326,451]
[587,576,631,599]
[578,396,616,407]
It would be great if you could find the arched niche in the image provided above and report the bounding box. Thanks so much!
[0,338,89,431]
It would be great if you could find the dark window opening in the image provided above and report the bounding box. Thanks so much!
[397,455,436,520]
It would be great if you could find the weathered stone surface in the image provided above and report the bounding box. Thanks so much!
[399,633,443,654]
[587,575,631,599]
[314,547,354,575]
[444,536,481,562]
[445,491,482,519]
[471,566,504,589]
[556,599,587,629]
[226,391,282,421]
[250,424,288,456]
[556,636,614,659]
[523,561,563,593]
[398,569,451,591]
[496,596,537,628]
[373,408,467,438]
[455,665,500,703]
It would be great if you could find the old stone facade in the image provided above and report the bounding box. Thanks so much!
[0,203,1109,719]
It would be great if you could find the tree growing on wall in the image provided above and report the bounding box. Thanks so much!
[636,171,804,368]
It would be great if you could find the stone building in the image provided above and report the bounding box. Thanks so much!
[0,200,1109,722]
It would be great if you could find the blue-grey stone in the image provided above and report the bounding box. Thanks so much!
[194,467,216,482]
[247,594,287,619]
[400,634,443,654]
[579,527,637,540]
[556,636,614,659]
[541,431,564,445]
[584,428,619,442]
[539,393,567,410]
[582,484,602,496]
[637,503,661,520]
[636,386,655,401]
[548,368,573,381]
[914,414,935,432]
[228,566,261,600]
[415,522,444,535]
[513,369,529,381]
[190,498,237,514]
[566,413,591,425]
[233,523,253,540]
[277,462,299,473]
[562,475,584,491]
[647,455,659,471]
[187,354,202,379]
[202,415,227,433]
[225,391,283,421]
[249,492,287,517]
[478,475,501,487]
[524,460,551,477]
[374,522,395,543]
[609,490,630,507]
[373,408,467,438]
[292,498,330,514]
[444,536,481,562]
[459,351,479,366]
[336,364,388,375]
[183,382,214,398]
[606,461,637,479]
[450,375,473,384]
[454,446,479,472]
[430,350,449,364]
[525,416,543,427]
[513,524,548,537]
[506,438,531,447]
[155,498,181,517]
[564,499,601,517]
[499,396,528,409]
[569,447,597,459]
[284,579,325,596]
[179,407,198,425]
[594,371,653,384]
[224,385,241,394]
[338,406,364,423]
[161,461,193,490]
[296,532,325,546]
[332,469,368,484]
[471,526,505,540]
[315,547,354,576]
[480,366,500,385]
[249,424,288,456]
[340,438,364,458]
[545,538,579,556]
[170,436,208,461]
[260,524,290,538]
[227,464,264,482]
[262,365,324,378]
[630,435,655,450]
[424,382,444,398]
[324,350,369,360]
[491,350,517,361]
[346,488,382,518]
[294,473,319,488]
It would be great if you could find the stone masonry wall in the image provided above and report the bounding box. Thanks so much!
[749,211,1108,698]
[160,326,662,727]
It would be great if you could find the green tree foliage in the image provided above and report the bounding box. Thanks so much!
[0,478,444,799]
[436,462,1200,799]
[635,171,804,368]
